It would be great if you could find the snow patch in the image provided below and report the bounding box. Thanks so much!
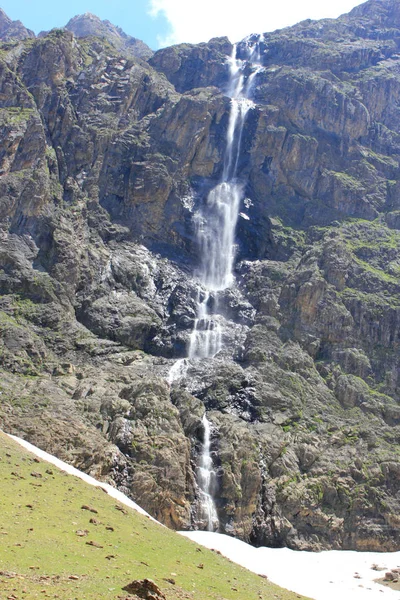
[180,531,400,600]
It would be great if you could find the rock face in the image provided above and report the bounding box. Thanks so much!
[65,13,153,59]
[1,1,400,552]
[0,8,34,41]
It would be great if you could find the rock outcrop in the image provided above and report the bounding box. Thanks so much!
[65,13,153,59]
[1,0,400,552]
[0,8,34,41]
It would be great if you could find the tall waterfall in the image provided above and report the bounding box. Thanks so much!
[197,414,219,531]
[188,45,258,360]
[167,41,263,530]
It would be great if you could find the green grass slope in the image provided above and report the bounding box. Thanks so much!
[0,432,311,600]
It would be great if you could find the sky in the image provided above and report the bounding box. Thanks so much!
[0,0,365,49]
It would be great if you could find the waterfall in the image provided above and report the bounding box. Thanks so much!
[167,358,188,384]
[167,41,263,529]
[197,414,219,531]
[188,44,256,359]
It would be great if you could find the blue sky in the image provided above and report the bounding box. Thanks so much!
[0,0,171,49]
[0,0,363,49]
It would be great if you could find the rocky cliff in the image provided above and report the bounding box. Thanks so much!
[1,0,400,551]
[64,13,153,60]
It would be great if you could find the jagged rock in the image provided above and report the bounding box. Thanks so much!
[1,0,400,552]
[65,13,153,60]
[122,578,165,599]
[0,8,34,41]
[150,37,232,92]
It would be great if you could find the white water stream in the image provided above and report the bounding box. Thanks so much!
[188,45,260,530]
[168,42,263,531]
[166,357,188,384]
[188,45,256,360]
[196,414,219,531]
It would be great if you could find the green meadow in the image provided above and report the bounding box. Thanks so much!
[0,432,310,600]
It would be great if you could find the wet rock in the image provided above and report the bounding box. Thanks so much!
[150,37,232,92]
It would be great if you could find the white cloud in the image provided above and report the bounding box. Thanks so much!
[149,0,364,47]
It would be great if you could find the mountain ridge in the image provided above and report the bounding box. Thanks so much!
[64,12,153,59]
[0,7,34,40]
[0,8,153,59]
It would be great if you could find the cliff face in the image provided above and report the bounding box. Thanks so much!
[1,0,400,551]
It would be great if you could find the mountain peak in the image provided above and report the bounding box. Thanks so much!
[0,8,34,41]
[65,13,153,59]
[0,7,11,23]
[65,13,115,38]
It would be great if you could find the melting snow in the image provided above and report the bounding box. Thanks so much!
[181,531,400,600]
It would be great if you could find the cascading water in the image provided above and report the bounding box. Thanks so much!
[197,414,219,531]
[188,44,257,360]
[188,290,222,359]
[167,357,188,384]
[167,41,263,530]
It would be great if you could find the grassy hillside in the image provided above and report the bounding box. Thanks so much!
[0,432,310,600]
